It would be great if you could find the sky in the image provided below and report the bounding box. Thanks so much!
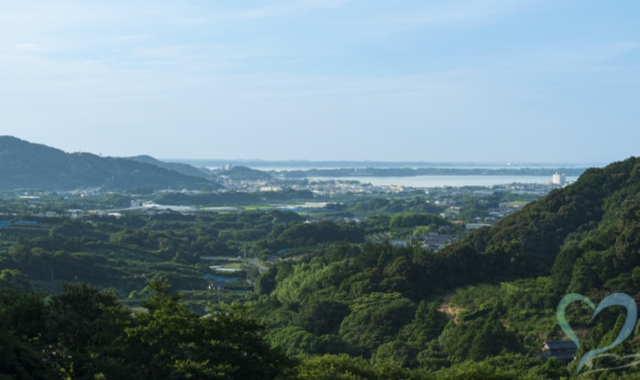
[0,0,638,163]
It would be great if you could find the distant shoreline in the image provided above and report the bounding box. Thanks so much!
[167,158,590,177]
[232,168,588,177]
[269,167,586,178]
[167,159,599,171]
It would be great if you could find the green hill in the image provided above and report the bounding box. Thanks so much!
[127,155,215,179]
[0,136,221,191]
[221,165,272,180]
[465,156,640,266]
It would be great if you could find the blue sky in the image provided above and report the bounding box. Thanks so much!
[1,0,638,163]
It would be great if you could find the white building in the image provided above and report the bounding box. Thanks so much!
[260,186,281,192]
[389,185,406,192]
[552,173,566,185]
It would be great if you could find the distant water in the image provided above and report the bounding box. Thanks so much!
[171,159,600,171]
[206,165,590,172]
[308,175,580,188]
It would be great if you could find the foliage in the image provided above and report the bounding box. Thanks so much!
[0,282,292,380]
[389,213,449,229]
[465,157,640,265]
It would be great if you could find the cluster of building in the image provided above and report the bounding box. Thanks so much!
[4,173,575,228]
[385,232,456,252]
[223,174,571,198]
[222,177,405,196]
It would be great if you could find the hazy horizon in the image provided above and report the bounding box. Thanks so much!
[167,158,603,169]
[0,134,613,168]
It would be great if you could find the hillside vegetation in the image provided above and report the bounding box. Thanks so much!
[127,155,215,179]
[466,157,640,266]
[0,136,219,191]
[251,157,640,378]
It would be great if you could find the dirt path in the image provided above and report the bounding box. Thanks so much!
[438,293,464,322]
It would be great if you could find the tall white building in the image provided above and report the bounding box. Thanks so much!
[552,172,566,185]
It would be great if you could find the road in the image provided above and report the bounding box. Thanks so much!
[249,258,267,273]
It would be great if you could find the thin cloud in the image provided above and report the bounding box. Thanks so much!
[365,0,533,31]
[594,42,639,62]
[115,34,154,42]
[15,43,42,53]
[240,0,352,20]
[490,42,640,74]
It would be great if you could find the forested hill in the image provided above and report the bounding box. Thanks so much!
[0,136,220,191]
[127,155,214,179]
[465,156,640,266]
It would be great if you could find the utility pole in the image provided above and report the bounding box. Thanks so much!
[245,246,250,283]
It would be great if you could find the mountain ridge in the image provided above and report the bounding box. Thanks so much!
[127,155,214,179]
[0,136,221,191]
[465,156,640,266]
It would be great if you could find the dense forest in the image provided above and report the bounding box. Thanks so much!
[248,157,640,378]
[1,157,640,378]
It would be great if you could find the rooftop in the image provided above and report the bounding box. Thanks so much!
[543,341,577,351]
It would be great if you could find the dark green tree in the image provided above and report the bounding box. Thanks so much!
[124,280,293,379]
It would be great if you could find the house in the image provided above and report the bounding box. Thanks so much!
[422,233,453,251]
[541,341,577,362]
